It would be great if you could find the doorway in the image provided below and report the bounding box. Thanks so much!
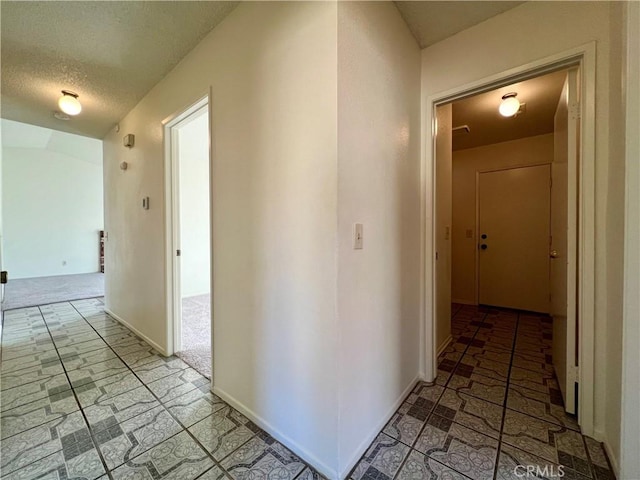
[430,58,590,427]
[165,97,212,379]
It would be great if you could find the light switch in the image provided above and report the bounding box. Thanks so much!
[353,223,363,249]
[142,197,150,210]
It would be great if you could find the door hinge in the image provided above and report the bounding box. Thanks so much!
[570,103,581,120]
[0,271,7,284]
[176,250,181,257]
[570,365,580,383]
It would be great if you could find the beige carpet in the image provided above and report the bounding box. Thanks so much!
[1,272,104,310]
[176,294,212,378]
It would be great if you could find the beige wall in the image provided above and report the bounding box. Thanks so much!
[103,2,339,475]
[337,2,421,476]
[451,134,554,305]
[421,1,625,471]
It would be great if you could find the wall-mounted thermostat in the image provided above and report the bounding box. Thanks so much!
[123,134,135,148]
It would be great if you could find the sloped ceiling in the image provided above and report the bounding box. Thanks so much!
[394,1,525,48]
[1,1,238,139]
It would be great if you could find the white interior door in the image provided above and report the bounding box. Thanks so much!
[551,69,579,415]
[478,164,551,313]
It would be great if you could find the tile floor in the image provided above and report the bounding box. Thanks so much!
[0,298,324,480]
[348,304,616,480]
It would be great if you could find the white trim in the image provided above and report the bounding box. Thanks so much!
[104,308,168,356]
[603,439,620,478]
[337,375,421,480]
[436,335,452,358]
[620,2,640,478]
[162,95,209,358]
[423,42,597,434]
[213,386,337,480]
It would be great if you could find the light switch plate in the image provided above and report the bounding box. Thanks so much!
[354,223,363,249]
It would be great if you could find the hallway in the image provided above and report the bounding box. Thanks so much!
[0,299,322,480]
[348,305,615,480]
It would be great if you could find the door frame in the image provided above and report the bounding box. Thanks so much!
[423,42,596,436]
[163,94,211,359]
[474,163,552,309]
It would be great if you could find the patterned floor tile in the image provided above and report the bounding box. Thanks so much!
[497,443,590,480]
[3,448,106,480]
[75,371,143,408]
[220,436,306,480]
[1,373,71,412]
[584,437,615,480]
[507,385,580,431]
[57,338,108,357]
[0,361,65,390]
[82,385,160,428]
[509,367,558,395]
[195,465,227,480]
[188,405,254,460]
[502,410,592,477]
[147,367,209,404]
[413,415,498,480]
[66,358,129,388]
[1,389,80,439]
[447,371,507,406]
[297,467,328,480]
[60,346,121,371]
[94,405,182,470]
[110,430,213,480]
[457,355,510,382]
[396,450,473,480]
[383,401,430,447]
[349,433,410,480]
[1,350,60,374]
[1,340,56,361]
[165,388,227,428]
[130,355,190,384]
[433,388,503,439]
[1,411,89,474]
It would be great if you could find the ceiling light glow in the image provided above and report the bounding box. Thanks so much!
[499,92,520,117]
[58,90,82,116]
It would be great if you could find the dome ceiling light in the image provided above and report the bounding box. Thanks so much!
[499,92,520,117]
[58,90,82,116]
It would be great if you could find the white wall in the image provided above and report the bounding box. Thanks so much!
[451,134,554,305]
[103,2,339,476]
[421,1,625,471]
[1,119,103,279]
[337,2,421,476]
[178,112,210,298]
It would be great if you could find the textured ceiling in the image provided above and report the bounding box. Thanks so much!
[451,69,568,151]
[394,1,525,48]
[1,1,238,139]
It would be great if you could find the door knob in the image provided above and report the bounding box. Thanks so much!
[550,250,559,258]
[480,244,488,250]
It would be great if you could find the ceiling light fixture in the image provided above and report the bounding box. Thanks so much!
[58,90,82,116]
[499,92,520,117]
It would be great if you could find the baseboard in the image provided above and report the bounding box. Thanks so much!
[212,386,337,480]
[437,335,452,358]
[452,299,476,306]
[338,375,420,480]
[602,438,620,478]
[104,308,169,356]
